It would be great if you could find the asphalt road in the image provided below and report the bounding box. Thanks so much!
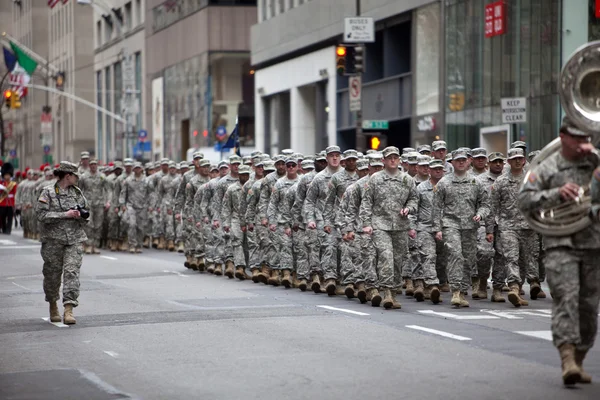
[1,230,599,400]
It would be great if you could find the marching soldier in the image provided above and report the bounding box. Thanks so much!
[157,161,179,251]
[79,159,109,255]
[119,162,150,253]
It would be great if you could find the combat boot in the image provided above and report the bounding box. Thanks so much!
[235,266,247,281]
[92,246,101,254]
[324,278,337,296]
[143,237,150,248]
[135,247,142,253]
[356,282,367,304]
[84,245,92,255]
[529,279,541,300]
[297,279,308,292]
[491,288,506,302]
[129,246,135,254]
[184,255,192,268]
[391,291,402,309]
[310,274,321,293]
[519,284,525,296]
[63,304,76,325]
[429,285,441,304]
[110,240,118,252]
[459,292,470,307]
[440,282,450,292]
[575,349,592,384]
[157,237,166,250]
[537,288,547,299]
[206,263,215,274]
[268,270,281,286]
[559,344,582,386]
[335,284,346,296]
[250,268,261,283]
[214,264,223,276]
[370,288,382,307]
[502,284,510,292]
[281,270,292,288]
[177,242,185,253]
[344,284,355,299]
[189,257,199,271]
[423,285,431,300]
[507,283,529,307]
[167,240,175,252]
[404,279,414,297]
[382,289,394,309]
[258,265,270,284]
[451,290,462,307]
[476,278,488,299]
[413,279,425,302]
[152,237,159,248]
[471,276,479,294]
[120,240,128,252]
[196,257,205,272]
[224,261,235,279]
[49,301,61,323]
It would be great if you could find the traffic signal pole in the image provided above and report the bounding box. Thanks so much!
[354,0,366,153]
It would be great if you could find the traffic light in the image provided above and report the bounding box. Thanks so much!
[336,46,347,76]
[3,90,11,109]
[10,90,21,109]
[448,92,465,111]
[346,46,365,74]
[366,134,387,150]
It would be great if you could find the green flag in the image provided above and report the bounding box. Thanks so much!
[9,41,37,75]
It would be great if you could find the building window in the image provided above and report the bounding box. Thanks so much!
[105,67,112,159]
[135,0,142,25]
[125,2,133,31]
[97,71,103,161]
[104,18,113,42]
[96,20,102,47]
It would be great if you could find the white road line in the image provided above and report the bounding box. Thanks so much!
[41,317,69,328]
[6,274,43,280]
[100,255,118,261]
[0,245,40,249]
[0,239,18,245]
[12,282,34,291]
[163,270,190,278]
[418,310,500,320]
[481,310,523,320]
[103,351,119,358]
[514,330,552,341]
[317,305,370,316]
[406,325,472,341]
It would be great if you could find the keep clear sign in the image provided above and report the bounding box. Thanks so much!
[501,97,527,124]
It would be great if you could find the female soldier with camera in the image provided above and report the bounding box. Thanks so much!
[36,161,89,325]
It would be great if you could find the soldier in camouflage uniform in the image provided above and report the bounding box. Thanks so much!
[502,141,529,175]
[157,161,179,251]
[34,167,56,240]
[173,162,189,252]
[493,148,539,308]
[79,159,109,255]
[78,151,90,176]
[323,149,359,296]
[150,158,170,249]
[518,119,600,386]
[267,156,301,287]
[303,146,342,293]
[176,152,203,268]
[112,159,133,251]
[221,165,252,280]
[142,162,155,248]
[200,162,229,274]
[402,152,422,296]
[185,159,210,269]
[359,146,418,310]
[119,162,150,253]
[432,140,454,175]
[432,149,491,308]
[36,161,88,325]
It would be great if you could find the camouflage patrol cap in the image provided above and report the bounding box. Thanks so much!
[325,145,341,155]
[272,154,286,163]
[292,153,304,161]
[446,153,453,162]
[242,156,252,165]
[89,159,98,165]
[113,161,124,170]
[488,152,505,162]
[124,158,134,167]
[417,155,431,166]
[153,161,161,169]
[210,164,218,172]
[303,155,315,161]
[368,156,384,167]
[144,162,153,169]
[250,151,262,159]
[238,165,251,175]
[55,161,79,174]
[199,159,211,167]
[560,116,590,137]
[180,162,190,169]
[451,149,468,160]
[315,151,327,161]
[301,159,314,170]
[192,151,204,159]
[229,155,242,165]
[365,149,378,155]
[429,159,445,169]
[471,148,487,158]
[510,141,527,149]
[382,146,400,158]
[80,151,90,159]
[160,158,170,165]
[133,162,143,169]
[407,152,419,165]
[357,159,369,170]
[168,161,177,168]
[402,147,416,154]
[458,147,472,157]
[218,161,229,169]
[285,157,299,165]
[507,148,525,160]
[417,144,432,154]
[401,154,409,163]
[432,140,448,151]
[254,158,266,167]
[281,149,294,156]
[527,150,541,162]
[263,161,276,171]
[343,149,359,160]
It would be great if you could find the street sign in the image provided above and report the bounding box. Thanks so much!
[344,17,375,43]
[216,125,227,140]
[349,76,361,112]
[43,145,51,155]
[362,120,389,130]
[122,55,135,88]
[501,97,527,123]
[9,149,16,157]
[138,129,148,142]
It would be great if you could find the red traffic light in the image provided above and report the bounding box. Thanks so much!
[4,90,12,99]
[336,46,347,56]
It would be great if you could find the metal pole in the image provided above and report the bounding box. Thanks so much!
[0,70,11,158]
[354,0,365,152]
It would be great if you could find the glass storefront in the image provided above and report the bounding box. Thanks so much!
[444,0,561,152]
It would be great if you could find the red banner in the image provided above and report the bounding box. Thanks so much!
[596,0,600,18]
[485,1,505,38]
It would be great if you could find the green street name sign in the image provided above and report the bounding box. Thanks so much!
[362,120,389,130]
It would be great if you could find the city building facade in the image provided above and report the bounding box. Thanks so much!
[145,0,257,163]
[93,0,146,162]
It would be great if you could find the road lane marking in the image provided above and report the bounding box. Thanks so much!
[0,245,40,249]
[514,330,552,341]
[317,305,370,316]
[100,256,118,261]
[103,351,119,358]
[12,282,34,291]
[406,325,472,341]
[481,310,523,319]
[0,239,18,245]
[163,270,190,278]
[418,310,499,320]
[41,317,69,328]
[6,274,43,280]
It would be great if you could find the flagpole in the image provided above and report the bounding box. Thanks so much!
[1,32,59,75]
[0,70,10,158]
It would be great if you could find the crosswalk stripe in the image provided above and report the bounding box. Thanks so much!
[406,325,472,341]
[514,330,552,341]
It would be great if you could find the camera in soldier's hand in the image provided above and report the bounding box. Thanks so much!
[72,205,90,219]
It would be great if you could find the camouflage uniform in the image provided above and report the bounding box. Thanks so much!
[200,176,222,264]
[477,170,503,285]
[221,181,246,267]
[119,172,150,248]
[290,168,318,280]
[110,170,131,243]
[36,180,88,307]
[519,151,600,351]
[244,176,268,269]
[257,171,286,267]
[79,170,109,249]
[157,170,179,243]
[414,179,445,286]
[186,171,210,259]
[432,172,490,293]
[359,170,418,289]
[210,173,240,264]
[267,175,299,270]
[149,169,165,240]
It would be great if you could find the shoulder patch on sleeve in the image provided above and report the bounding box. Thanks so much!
[528,172,537,183]
[38,191,49,203]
